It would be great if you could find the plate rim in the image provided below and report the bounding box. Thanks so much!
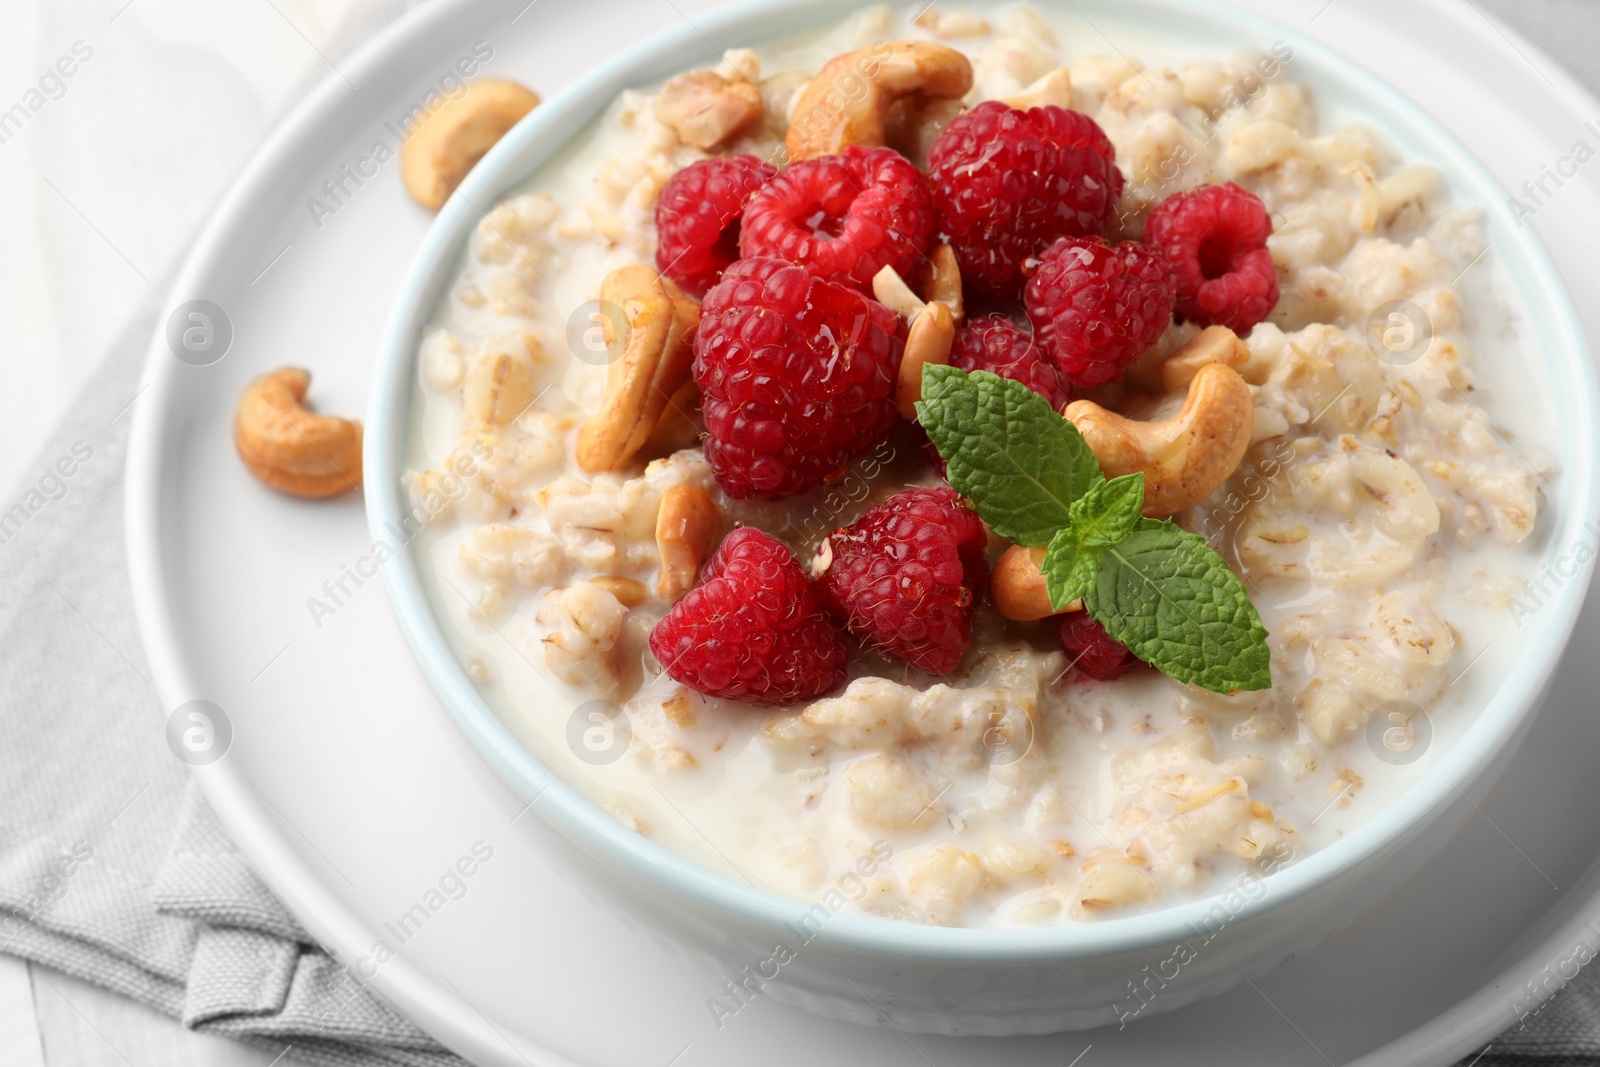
[118,0,1600,1062]
[122,2,568,1062]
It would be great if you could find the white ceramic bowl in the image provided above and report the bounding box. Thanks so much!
[366,0,1600,1035]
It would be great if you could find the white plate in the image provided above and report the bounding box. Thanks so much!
[125,0,1600,1063]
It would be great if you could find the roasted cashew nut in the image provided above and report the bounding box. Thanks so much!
[897,304,954,421]
[401,79,540,211]
[873,264,958,419]
[921,242,964,325]
[643,379,704,457]
[655,68,763,149]
[1065,362,1254,518]
[577,265,699,472]
[884,96,964,170]
[991,544,1082,621]
[234,367,363,499]
[786,41,973,162]
[655,485,724,599]
[1159,325,1251,392]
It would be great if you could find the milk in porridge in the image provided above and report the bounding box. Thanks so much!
[401,4,1551,927]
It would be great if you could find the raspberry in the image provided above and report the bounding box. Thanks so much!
[1143,182,1279,332]
[928,102,1123,297]
[1058,612,1141,681]
[739,146,937,290]
[817,487,988,674]
[695,258,902,499]
[650,528,847,706]
[950,314,1072,410]
[1024,236,1176,388]
[654,155,777,298]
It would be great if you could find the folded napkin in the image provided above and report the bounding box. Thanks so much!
[0,296,468,1067]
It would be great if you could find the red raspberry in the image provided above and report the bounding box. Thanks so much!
[650,528,847,706]
[695,258,902,499]
[950,314,1072,410]
[1058,612,1141,681]
[816,487,988,674]
[1143,182,1279,332]
[928,102,1123,297]
[654,155,777,298]
[1024,236,1176,388]
[739,146,936,290]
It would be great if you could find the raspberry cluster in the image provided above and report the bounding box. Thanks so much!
[928,102,1123,297]
[816,487,989,674]
[1024,236,1177,389]
[739,146,937,290]
[1143,181,1279,332]
[650,528,847,706]
[694,258,902,500]
[654,154,776,298]
[643,106,1285,706]
[1058,612,1141,681]
[949,314,1072,410]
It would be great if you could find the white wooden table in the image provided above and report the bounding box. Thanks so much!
[1,0,1595,1064]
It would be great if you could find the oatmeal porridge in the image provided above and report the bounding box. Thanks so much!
[401,4,1550,928]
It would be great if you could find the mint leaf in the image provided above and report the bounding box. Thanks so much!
[916,367,1271,693]
[1067,474,1146,547]
[1085,519,1272,693]
[915,366,1102,546]
[1041,475,1146,609]
[1042,527,1100,610]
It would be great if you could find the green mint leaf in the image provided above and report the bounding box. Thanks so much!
[1067,473,1146,547]
[1084,519,1272,693]
[1042,474,1146,610]
[1042,527,1101,610]
[915,366,1102,546]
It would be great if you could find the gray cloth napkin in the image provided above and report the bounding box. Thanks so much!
[0,295,468,1067]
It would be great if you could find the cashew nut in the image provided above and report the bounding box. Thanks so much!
[1065,363,1254,518]
[786,41,973,162]
[234,367,363,499]
[1003,68,1072,110]
[884,96,964,169]
[872,264,926,320]
[873,265,957,419]
[655,68,762,149]
[576,265,699,472]
[991,544,1081,621]
[1159,325,1251,392]
[643,380,704,457]
[898,303,955,420]
[921,242,964,325]
[401,79,540,211]
[655,485,724,599]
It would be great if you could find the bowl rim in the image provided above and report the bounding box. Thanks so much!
[366,0,1600,961]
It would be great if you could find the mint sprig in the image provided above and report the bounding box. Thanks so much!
[1090,520,1272,692]
[916,368,1271,694]
[1041,474,1145,611]
[917,365,1101,546]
